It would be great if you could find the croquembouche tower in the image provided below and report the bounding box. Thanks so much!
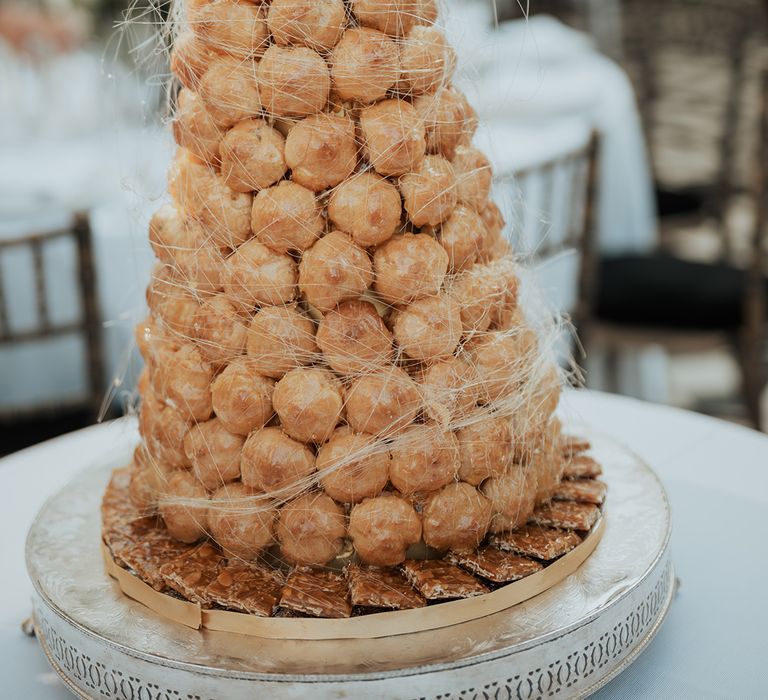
[104,0,602,618]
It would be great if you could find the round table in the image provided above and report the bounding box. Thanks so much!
[3,390,766,698]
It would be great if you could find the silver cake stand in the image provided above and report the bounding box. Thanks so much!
[26,432,674,700]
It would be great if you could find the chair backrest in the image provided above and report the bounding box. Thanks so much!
[0,212,103,420]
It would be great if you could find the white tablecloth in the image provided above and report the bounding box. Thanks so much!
[2,390,767,698]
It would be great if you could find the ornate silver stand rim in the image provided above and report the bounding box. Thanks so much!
[26,431,674,699]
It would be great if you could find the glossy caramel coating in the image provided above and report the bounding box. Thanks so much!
[148,204,205,264]
[155,344,214,422]
[327,172,402,247]
[392,293,461,361]
[183,417,245,489]
[299,231,373,312]
[438,204,486,272]
[532,447,564,504]
[456,416,513,485]
[251,181,323,254]
[207,482,277,559]
[447,264,508,334]
[413,86,475,159]
[267,0,346,52]
[220,119,287,193]
[418,356,476,425]
[317,426,390,503]
[273,367,344,443]
[348,494,422,566]
[277,492,346,565]
[397,25,455,96]
[467,329,537,403]
[245,304,317,378]
[481,466,537,533]
[211,359,275,435]
[373,233,448,305]
[224,239,298,308]
[176,241,226,295]
[172,88,223,166]
[400,154,457,227]
[150,284,199,340]
[415,0,438,26]
[191,0,269,59]
[351,0,419,37]
[258,45,330,118]
[199,56,261,127]
[139,392,190,469]
[241,427,316,496]
[284,112,357,192]
[345,366,421,435]
[389,425,459,494]
[316,300,393,375]
[422,481,492,551]
[129,445,173,511]
[452,145,492,211]
[330,27,399,104]
[158,470,209,544]
[170,32,215,91]
[193,294,248,365]
[359,98,426,177]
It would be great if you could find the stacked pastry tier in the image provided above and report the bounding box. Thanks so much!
[127,0,566,572]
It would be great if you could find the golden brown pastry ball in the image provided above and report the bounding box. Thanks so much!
[422,481,492,551]
[438,204,486,272]
[389,425,459,494]
[129,445,172,511]
[327,172,402,247]
[211,359,275,435]
[468,329,537,403]
[267,0,346,52]
[158,470,209,543]
[277,492,347,565]
[352,0,419,37]
[176,241,226,295]
[359,98,426,177]
[532,448,564,505]
[172,88,223,166]
[167,149,214,219]
[245,304,318,378]
[140,393,190,469]
[527,365,561,432]
[478,201,510,262]
[418,356,476,425]
[299,231,373,312]
[170,32,215,91]
[453,145,492,211]
[316,299,393,375]
[150,283,199,340]
[199,56,261,128]
[224,239,298,308]
[413,87,475,160]
[481,467,537,533]
[148,203,204,264]
[447,263,507,334]
[273,367,344,443]
[415,0,438,25]
[345,366,421,436]
[349,494,422,566]
[183,417,245,490]
[330,27,399,104]
[190,0,269,59]
[155,344,214,421]
[487,265,520,330]
[373,233,448,305]
[284,112,357,192]
[456,416,513,485]
[241,427,316,496]
[258,45,331,118]
[400,155,457,227]
[251,181,323,254]
[392,293,461,361]
[193,294,248,365]
[317,427,390,503]
[397,25,455,97]
[220,119,287,193]
[207,482,276,559]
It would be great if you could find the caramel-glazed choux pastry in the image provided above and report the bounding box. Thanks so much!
[330,27,399,104]
[452,145,492,211]
[438,204,487,272]
[277,492,346,565]
[172,88,223,166]
[198,56,261,128]
[389,425,459,494]
[245,303,318,378]
[148,203,204,265]
[359,98,426,177]
[241,427,316,496]
[316,299,393,375]
[273,367,344,443]
[417,355,476,425]
[267,0,346,52]
[481,466,537,533]
[258,45,331,118]
[399,154,457,227]
[224,238,298,308]
[220,119,287,193]
[392,293,462,361]
[207,482,277,559]
[139,392,190,469]
[468,328,537,403]
[317,426,390,503]
[190,0,269,59]
[170,32,215,91]
[129,444,174,511]
[176,241,226,295]
[284,112,358,192]
[413,86,476,160]
[345,366,421,436]
[351,0,419,38]
[327,171,402,247]
[158,471,209,544]
[415,0,438,25]
[193,294,248,365]
[299,231,373,312]
[251,181,323,254]
[348,494,422,566]
[373,233,448,305]
[447,263,508,334]
[397,25,456,97]
[456,415,513,485]
[155,344,214,422]
[183,417,245,490]
[422,481,492,551]
[211,359,275,436]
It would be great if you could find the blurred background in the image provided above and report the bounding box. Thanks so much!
[1,0,767,454]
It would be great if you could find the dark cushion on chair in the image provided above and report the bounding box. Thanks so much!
[596,253,750,330]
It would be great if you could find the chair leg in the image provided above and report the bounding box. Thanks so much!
[737,332,764,430]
